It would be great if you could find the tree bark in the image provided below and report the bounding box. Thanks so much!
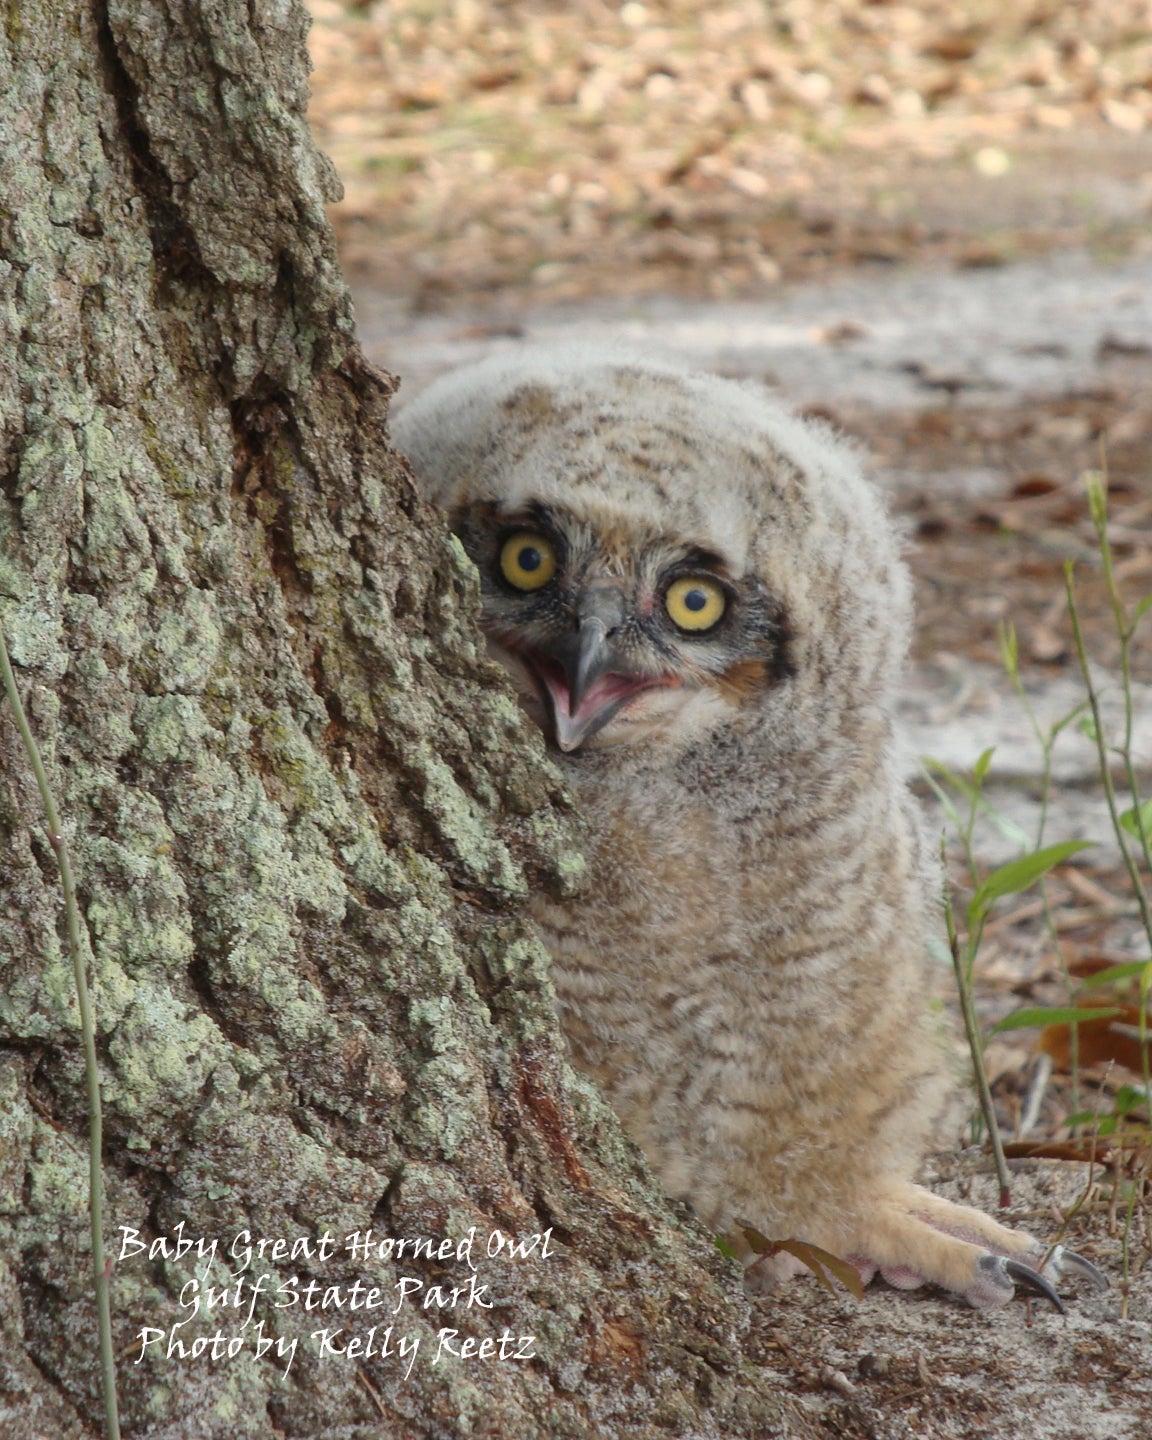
[0,3,817,1436]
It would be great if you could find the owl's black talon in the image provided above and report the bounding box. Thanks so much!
[1001,1257,1066,1314]
[1051,1245,1108,1292]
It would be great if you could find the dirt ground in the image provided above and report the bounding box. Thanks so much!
[304,3,1152,1434]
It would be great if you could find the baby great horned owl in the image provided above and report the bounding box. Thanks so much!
[393,345,1102,1310]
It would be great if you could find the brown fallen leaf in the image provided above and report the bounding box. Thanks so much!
[1040,1000,1150,1074]
[739,1225,865,1300]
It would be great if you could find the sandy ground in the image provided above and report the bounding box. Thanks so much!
[746,1155,1151,1440]
[305,4,1152,1433]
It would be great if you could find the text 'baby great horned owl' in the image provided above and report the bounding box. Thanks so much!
[393,344,1104,1311]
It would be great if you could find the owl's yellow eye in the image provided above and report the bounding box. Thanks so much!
[664,576,727,632]
[499,532,557,591]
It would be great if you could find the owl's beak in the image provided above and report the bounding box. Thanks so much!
[567,616,616,711]
[549,588,624,699]
[534,588,658,752]
[543,618,613,752]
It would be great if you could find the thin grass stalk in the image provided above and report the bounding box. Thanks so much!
[929,760,1011,1155]
[0,625,121,1440]
[1119,1134,1142,1321]
[1064,564,1152,947]
[1087,472,1152,868]
[944,871,1013,1206]
[1000,626,1085,1119]
[1065,559,1152,1134]
[1085,477,1152,1101]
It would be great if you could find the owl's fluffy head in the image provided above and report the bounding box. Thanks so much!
[393,345,911,762]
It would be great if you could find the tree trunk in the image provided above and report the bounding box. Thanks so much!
[0,3,817,1436]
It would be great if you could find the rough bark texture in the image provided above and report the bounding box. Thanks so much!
[0,3,818,1436]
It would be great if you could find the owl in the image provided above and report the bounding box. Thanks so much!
[392,345,1103,1310]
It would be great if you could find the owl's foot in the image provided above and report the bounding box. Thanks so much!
[852,1243,1106,1313]
[744,1180,1107,1310]
[839,1181,1107,1311]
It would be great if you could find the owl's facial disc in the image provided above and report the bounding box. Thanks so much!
[456,506,783,752]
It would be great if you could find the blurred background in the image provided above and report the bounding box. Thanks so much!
[303,2,1152,1147]
[307,0,1152,304]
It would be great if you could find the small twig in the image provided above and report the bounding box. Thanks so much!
[981,897,1046,937]
[1060,868,1127,909]
[0,625,121,1440]
[1051,903,1141,932]
[356,1365,389,1419]
[1019,1053,1053,1138]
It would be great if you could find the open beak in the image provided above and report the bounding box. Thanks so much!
[522,588,665,752]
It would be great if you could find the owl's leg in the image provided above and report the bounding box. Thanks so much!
[837,1179,1106,1310]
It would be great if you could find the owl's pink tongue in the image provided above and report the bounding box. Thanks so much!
[543,669,656,752]
[512,649,652,753]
